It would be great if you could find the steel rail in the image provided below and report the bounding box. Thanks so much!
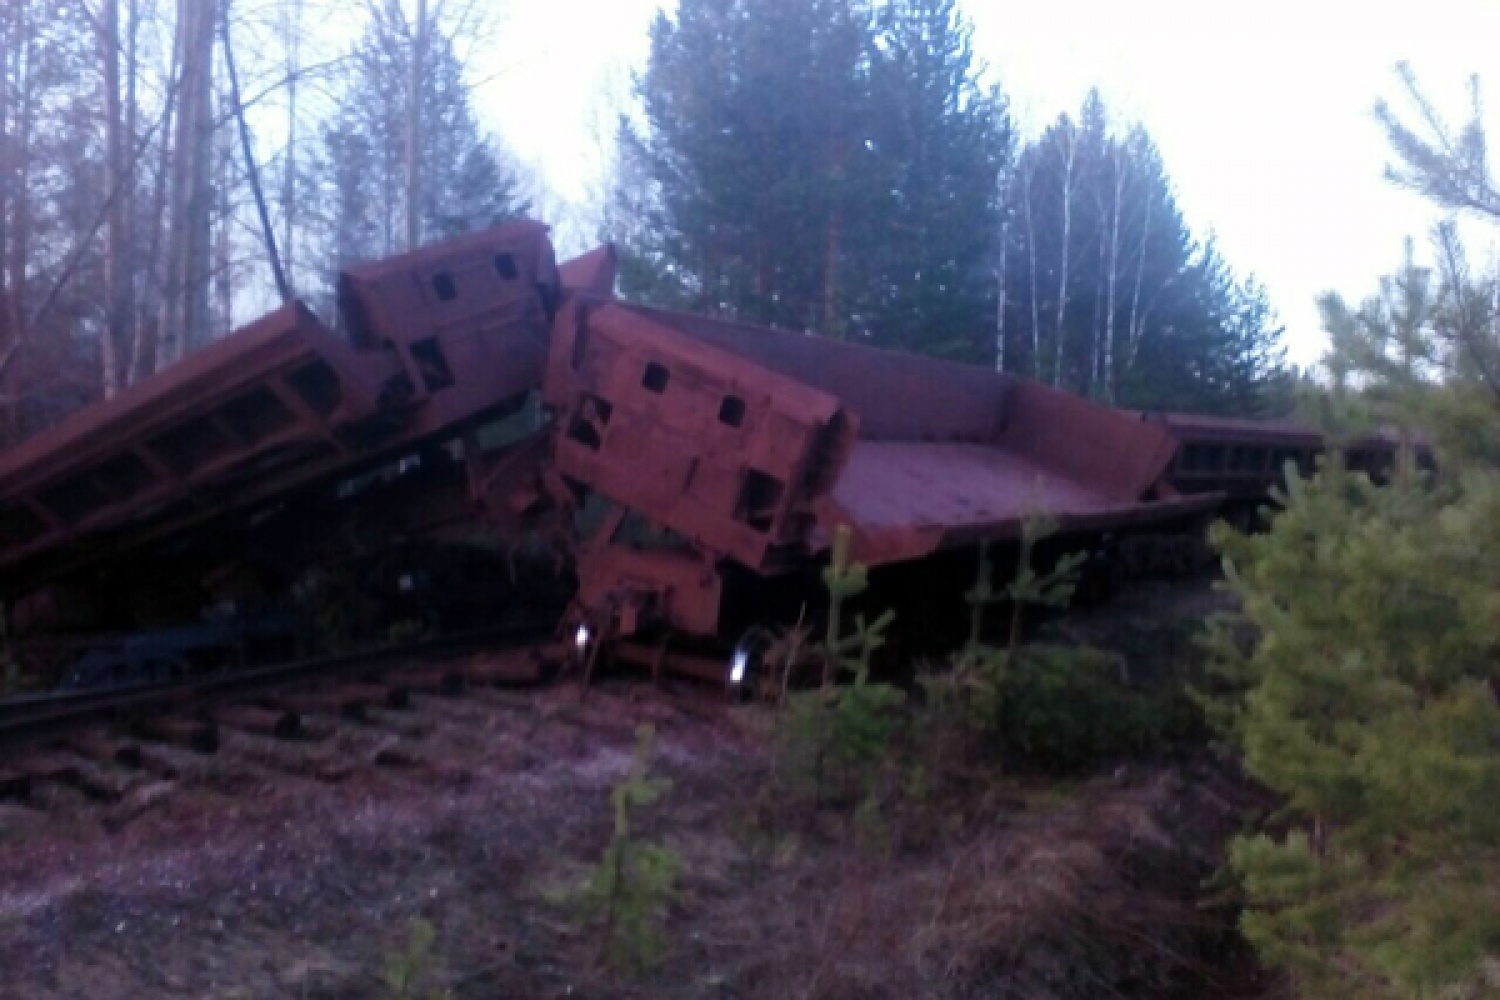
[0,617,557,748]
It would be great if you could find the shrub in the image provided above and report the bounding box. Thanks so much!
[916,516,1159,773]
[775,526,906,806]
[1207,459,1500,998]
[570,724,680,973]
[382,919,452,1000]
[996,642,1159,772]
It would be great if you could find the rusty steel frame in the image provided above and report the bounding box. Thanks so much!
[0,223,560,601]
[545,301,1217,637]
[0,219,1362,654]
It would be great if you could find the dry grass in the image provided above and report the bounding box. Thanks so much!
[0,580,1272,999]
[649,759,1264,1000]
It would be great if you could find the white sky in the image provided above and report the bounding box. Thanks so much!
[471,0,1500,368]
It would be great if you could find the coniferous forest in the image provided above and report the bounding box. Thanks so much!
[2,2,1499,999]
[615,0,1288,413]
[1208,68,1500,999]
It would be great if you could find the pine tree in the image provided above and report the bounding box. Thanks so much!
[857,0,1011,363]
[615,0,872,330]
[615,0,1012,360]
[1210,458,1500,999]
[1210,67,1500,999]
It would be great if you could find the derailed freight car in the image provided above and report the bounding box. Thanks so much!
[0,221,1360,680]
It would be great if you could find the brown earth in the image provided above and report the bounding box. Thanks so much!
[0,582,1273,1000]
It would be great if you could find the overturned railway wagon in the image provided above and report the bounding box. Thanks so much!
[0,221,1349,680]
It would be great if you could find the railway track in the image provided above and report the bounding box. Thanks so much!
[0,619,562,806]
[0,619,556,745]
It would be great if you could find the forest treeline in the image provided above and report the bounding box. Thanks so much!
[615,0,1287,414]
[0,0,1289,447]
[0,0,531,446]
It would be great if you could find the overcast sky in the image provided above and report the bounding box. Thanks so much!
[471,0,1500,368]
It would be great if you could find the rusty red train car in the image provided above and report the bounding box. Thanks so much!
[0,220,1390,672]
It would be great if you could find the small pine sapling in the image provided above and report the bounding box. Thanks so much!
[382,919,452,1000]
[781,526,905,805]
[924,516,1088,739]
[1000,515,1089,654]
[1205,457,1500,998]
[576,724,680,973]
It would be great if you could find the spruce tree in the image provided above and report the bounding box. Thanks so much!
[618,3,1282,410]
[1210,458,1500,999]
[616,0,872,330]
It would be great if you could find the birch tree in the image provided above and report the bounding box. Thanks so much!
[1049,117,1076,387]
[318,0,528,280]
[97,0,128,396]
[999,97,1286,414]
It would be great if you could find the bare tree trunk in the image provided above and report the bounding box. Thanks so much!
[214,127,233,336]
[131,23,179,385]
[280,0,302,294]
[7,0,36,337]
[1051,123,1077,388]
[124,0,158,385]
[1126,183,1154,373]
[158,1,194,369]
[0,6,13,436]
[1103,148,1127,403]
[120,0,139,385]
[159,0,216,371]
[405,0,427,250]
[1021,161,1040,379]
[1089,222,1106,398]
[125,0,137,240]
[0,2,14,349]
[823,208,840,333]
[995,178,1010,372]
[221,0,289,302]
[100,0,125,397]
[184,0,215,356]
[0,0,36,424]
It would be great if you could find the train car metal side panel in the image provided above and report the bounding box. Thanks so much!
[549,302,858,573]
[0,303,393,580]
[0,222,564,604]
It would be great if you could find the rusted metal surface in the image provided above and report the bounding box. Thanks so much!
[625,304,1012,442]
[1142,411,1324,499]
[550,303,857,570]
[826,442,1217,567]
[335,219,557,436]
[0,303,389,575]
[0,222,560,604]
[552,294,1213,629]
[1,221,1348,658]
[543,299,858,638]
[557,242,619,300]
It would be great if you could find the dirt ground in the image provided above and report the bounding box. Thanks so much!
[0,580,1272,999]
